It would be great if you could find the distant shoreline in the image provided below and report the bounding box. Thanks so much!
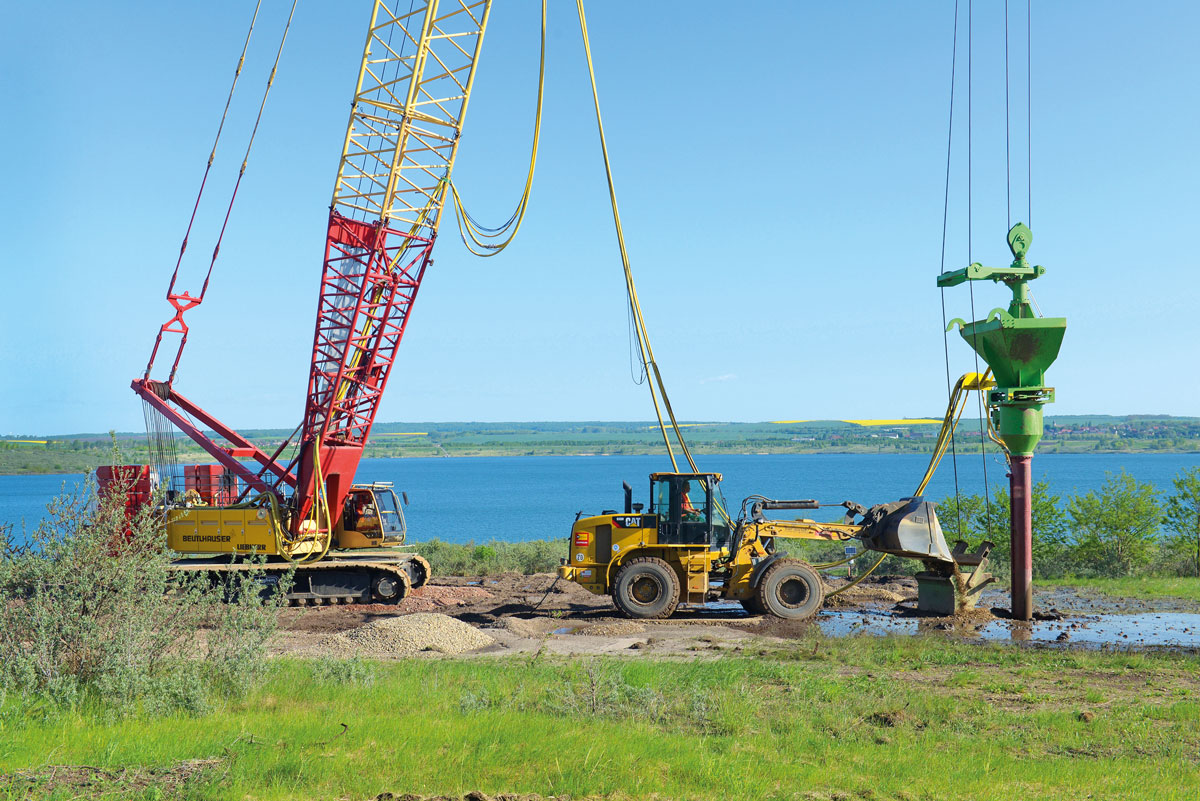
[2,446,1197,478]
[4,417,1197,476]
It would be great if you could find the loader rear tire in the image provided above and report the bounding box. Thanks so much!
[757,558,823,621]
[612,557,680,620]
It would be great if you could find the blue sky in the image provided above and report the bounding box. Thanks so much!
[1,1,1197,436]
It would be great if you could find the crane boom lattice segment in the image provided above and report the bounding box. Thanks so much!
[332,0,488,229]
[298,0,491,525]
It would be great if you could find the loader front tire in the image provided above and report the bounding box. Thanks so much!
[757,558,824,620]
[612,557,680,619]
[739,596,767,615]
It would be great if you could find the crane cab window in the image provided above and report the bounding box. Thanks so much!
[373,489,406,540]
[344,488,406,541]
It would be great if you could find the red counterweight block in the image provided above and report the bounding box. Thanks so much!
[185,464,238,505]
[96,465,154,516]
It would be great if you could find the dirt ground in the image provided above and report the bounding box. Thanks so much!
[272,573,1200,659]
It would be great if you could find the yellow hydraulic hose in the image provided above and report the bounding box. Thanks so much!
[450,0,545,256]
[825,552,886,598]
[914,369,995,496]
[826,370,999,596]
[576,0,697,474]
[245,438,332,565]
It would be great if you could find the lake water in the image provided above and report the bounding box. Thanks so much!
[3,453,1197,546]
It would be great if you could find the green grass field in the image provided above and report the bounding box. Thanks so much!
[1040,576,1200,603]
[2,634,1197,801]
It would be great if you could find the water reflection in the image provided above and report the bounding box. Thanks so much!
[818,610,1200,649]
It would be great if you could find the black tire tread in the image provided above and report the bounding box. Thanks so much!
[756,558,824,620]
[612,556,681,620]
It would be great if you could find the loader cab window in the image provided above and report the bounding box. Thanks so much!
[681,480,707,522]
[651,475,713,545]
[709,481,732,550]
[653,479,671,517]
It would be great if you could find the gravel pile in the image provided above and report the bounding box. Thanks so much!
[325,613,495,657]
[575,621,645,637]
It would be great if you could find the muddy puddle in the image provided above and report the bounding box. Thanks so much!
[819,609,1200,649]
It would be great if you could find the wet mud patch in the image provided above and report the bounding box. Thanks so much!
[274,571,1200,657]
[734,615,817,639]
[818,607,1200,649]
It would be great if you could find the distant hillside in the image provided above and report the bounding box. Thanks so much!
[2,416,1198,475]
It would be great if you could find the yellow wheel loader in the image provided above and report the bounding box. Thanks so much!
[559,472,984,620]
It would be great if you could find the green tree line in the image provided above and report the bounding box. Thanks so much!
[937,467,1200,579]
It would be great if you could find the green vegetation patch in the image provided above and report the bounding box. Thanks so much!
[417,538,564,576]
[2,637,1197,801]
[1040,576,1200,603]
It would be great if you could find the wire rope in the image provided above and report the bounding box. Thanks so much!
[163,1,262,301]
[152,0,299,383]
[193,0,299,305]
[962,0,995,542]
[1005,0,1012,227]
[938,0,964,536]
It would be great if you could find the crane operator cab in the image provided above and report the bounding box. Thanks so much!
[338,482,407,548]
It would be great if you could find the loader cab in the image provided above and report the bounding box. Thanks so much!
[649,472,732,548]
[340,483,406,546]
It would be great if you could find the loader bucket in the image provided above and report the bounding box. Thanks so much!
[858,498,953,563]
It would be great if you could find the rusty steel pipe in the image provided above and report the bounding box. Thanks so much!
[1010,455,1034,621]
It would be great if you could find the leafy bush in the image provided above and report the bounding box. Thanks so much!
[1068,471,1162,577]
[311,655,375,687]
[934,468,1200,580]
[938,480,1070,578]
[1163,466,1200,577]
[0,474,284,713]
[416,538,564,576]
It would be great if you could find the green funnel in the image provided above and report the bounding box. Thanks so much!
[959,315,1066,390]
[937,224,1066,456]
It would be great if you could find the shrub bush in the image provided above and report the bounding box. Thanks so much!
[416,537,564,576]
[0,473,284,713]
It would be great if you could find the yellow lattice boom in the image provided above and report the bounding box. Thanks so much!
[331,0,491,235]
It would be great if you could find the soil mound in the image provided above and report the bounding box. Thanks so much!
[325,613,495,656]
[502,615,558,638]
[401,585,494,613]
[823,575,916,608]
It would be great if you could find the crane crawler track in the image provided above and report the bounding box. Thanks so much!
[170,552,430,606]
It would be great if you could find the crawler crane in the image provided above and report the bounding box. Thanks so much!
[102,1,493,604]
